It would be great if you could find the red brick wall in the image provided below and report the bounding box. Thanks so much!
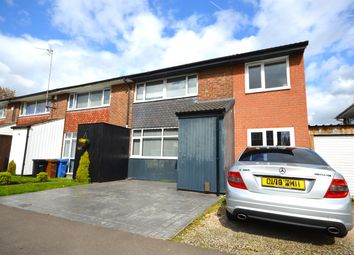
[0,103,19,125]
[109,83,134,128]
[51,94,68,119]
[17,114,51,126]
[64,108,110,132]
[198,66,234,101]
[233,53,310,158]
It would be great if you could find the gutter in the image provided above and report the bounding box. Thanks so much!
[123,78,131,128]
[21,126,31,176]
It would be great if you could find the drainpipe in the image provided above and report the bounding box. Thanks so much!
[123,78,131,128]
[216,117,220,196]
[21,126,31,176]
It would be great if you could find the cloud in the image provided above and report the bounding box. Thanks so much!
[1,0,354,125]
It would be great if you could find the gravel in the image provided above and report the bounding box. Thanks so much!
[174,201,354,255]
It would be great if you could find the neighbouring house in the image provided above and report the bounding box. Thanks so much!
[0,41,310,193]
[309,103,354,196]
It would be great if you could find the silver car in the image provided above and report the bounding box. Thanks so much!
[226,147,353,237]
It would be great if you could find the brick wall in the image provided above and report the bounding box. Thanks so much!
[198,66,234,101]
[233,53,310,157]
[17,114,51,126]
[109,83,134,128]
[51,94,68,119]
[0,102,19,126]
[64,108,110,132]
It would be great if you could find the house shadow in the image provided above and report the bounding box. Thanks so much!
[216,205,336,245]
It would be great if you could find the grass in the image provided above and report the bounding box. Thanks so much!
[0,176,84,196]
[172,197,225,242]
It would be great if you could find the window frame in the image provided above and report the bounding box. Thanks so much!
[67,88,111,111]
[20,100,50,116]
[245,56,291,94]
[130,127,179,159]
[0,104,6,118]
[247,127,295,147]
[61,132,77,174]
[134,74,198,103]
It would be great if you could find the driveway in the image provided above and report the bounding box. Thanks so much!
[0,180,218,239]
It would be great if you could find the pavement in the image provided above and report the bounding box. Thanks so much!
[0,205,227,255]
[0,180,218,239]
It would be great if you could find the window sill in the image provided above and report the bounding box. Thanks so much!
[134,94,197,104]
[245,86,291,94]
[19,113,50,117]
[130,156,178,160]
[67,105,110,112]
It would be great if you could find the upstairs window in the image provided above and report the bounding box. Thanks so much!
[245,57,290,93]
[135,74,197,102]
[68,88,111,110]
[0,105,6,118]
[247,128,295,147]
[21,100,49,116]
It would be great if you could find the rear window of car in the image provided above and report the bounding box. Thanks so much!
[239,148,328,166]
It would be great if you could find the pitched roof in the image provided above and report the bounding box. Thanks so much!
[336,103,354,120]
[176,98,234,116]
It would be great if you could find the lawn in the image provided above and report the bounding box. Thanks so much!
[0,176,84,196]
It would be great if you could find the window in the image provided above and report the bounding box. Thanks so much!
[245,57,290,93]
[239,148,328,166]
[21,100,49,116]
[68,88,111,110]
[131,128,178,158]
[62,132,77,174]
[247,128,295,147]
[135,74,198,102]
[0,105,6,118]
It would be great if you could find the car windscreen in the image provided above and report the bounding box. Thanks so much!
[239,148,328,166]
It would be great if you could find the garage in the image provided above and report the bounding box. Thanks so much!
[313,135,354,196]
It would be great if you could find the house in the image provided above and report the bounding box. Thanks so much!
[309,103,354,196]
[0,41,310,193]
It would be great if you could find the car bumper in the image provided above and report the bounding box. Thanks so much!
[226,186,353,231]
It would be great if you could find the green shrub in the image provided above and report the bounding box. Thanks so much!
[0,172,11,185]
[36,172,48,182]
[76,151,90,183]
[7,160,16,175]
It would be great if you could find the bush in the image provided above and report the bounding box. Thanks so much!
[76,151,90,183]
[7,160,16,175]
[36,172,48,182]
[0,172,11,185]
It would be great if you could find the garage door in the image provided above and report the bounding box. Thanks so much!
[314,135,354,196]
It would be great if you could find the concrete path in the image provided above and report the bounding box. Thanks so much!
[0,180,218,239]
[0,205,227,255]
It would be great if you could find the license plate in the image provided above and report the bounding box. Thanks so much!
[261,177,305,190]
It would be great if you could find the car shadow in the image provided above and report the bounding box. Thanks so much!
[216,205,336,245]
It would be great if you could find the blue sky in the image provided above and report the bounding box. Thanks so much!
[0,0,353,124]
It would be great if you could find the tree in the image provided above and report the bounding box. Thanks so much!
[0,86,15,100]
[76,151,90,183]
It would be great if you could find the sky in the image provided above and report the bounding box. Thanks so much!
[0,0,353,125]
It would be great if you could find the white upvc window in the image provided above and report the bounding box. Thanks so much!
[131,128,178,159]
[68,88,111,110]
[135,74,198,102]
[247,127,295,147]
[245,56,291,93]
[0,104,6,118]
[20,100,49,116]
[62,132,77,174]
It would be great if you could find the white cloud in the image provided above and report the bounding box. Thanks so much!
[1,0,354,125]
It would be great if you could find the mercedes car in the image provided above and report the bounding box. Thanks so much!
[226,147,353,237]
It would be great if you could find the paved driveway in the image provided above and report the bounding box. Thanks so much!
[0,180,218,239]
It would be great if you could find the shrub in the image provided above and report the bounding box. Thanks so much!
[0,172,11,185]
[7,160,16,175]
[76,151,90,183]
[36,172,48,182]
